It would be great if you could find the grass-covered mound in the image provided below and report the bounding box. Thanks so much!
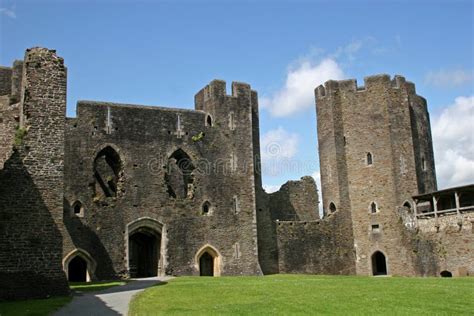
[129,274,473,315]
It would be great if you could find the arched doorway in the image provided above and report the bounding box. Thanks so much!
[129,229,160,277]
[127,218,163,278]
[199,252,214,276]
[371,251,387,276]
[440,270,452,277]
[63,248,96,282]
[68,256,87,282]
[195,245,221,277]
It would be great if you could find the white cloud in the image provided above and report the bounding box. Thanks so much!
[260,58,345,117]
[425,69,473,87]
[0,8,16,18]
[262,184,281,194]
[260,127,298,161]
[432,96,474,189]
[311,170,324,217]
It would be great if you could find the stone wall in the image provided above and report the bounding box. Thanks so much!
[63,79,262,279]
[400,210,474,277]
[0,66,12,96]
[0,48,69,300]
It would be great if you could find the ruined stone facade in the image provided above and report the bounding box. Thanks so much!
[0,48,472,300]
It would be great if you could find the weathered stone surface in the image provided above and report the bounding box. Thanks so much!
[0,48,69,300]
[0,48,472,301]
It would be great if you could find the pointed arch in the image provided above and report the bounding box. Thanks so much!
[194,244,222,276]
[369,201,378,214]
[165,148,195,199]
[206,114,213,127]
[93,144,123,198]
[63,248,97,282]
[125,217,164,277]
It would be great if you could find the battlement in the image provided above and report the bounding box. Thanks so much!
[194,79,255,110]
[315,74,417,99]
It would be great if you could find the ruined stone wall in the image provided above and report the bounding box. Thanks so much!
[63,80,262,279]
[0,48,69,300]
[267,176,319,222]
[315,75,435,276]
[0,66,12,96]
[256,177,320,274]
[401,212,474,277]
[276,211,356,274]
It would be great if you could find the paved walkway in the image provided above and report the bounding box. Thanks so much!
[55,277,171,316]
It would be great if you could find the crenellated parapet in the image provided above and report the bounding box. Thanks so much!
[315,74,420,100]
[194,79,257,111]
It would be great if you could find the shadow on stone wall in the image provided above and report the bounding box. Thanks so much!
[0,150,69,300]
[63,203,118,280]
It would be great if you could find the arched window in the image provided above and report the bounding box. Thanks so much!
[93,146,122,199]
[329,202,336,213]
[72,201,84,217]
[403,201,412,213]
[202,201,211,215]
[206,115,213,127]
[370,202,377,213]
[367,152,373,165]
[165,149,195,199]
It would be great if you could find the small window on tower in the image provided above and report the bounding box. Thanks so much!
[202,201,211,215]
[206,115,213,127]
[421,157,426,171]
[370,202,377,214]
[329,202,337,213]
[367,152,373,165]
[72,201,84,217]
[371,224,380,233]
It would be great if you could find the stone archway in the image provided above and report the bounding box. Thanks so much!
[63,248,96,282]
[371,251,387,276]
[195,245,221,277]
[126,218,163,278]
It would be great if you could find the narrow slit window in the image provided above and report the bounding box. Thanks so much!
[367,152,373,165]
[229,112,235,130]
[421,157,426,171]
[370,202,377,213]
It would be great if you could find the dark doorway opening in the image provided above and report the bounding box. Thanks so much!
[371,251,387,276]
[440,270,452,277]
[129,230,160,278]
[199,252,214,276]
[68,256,87,282]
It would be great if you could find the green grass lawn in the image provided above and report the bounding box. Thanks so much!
[129,275,474,315]
[69,280,127,293]
[0,296,71,316]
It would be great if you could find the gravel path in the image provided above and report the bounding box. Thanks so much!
[54,277,171,316]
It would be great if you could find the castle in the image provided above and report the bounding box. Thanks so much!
[0,48,472,300]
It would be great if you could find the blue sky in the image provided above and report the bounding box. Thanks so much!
[1,0,473,193]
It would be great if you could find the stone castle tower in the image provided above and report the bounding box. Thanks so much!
[315,75,437,275]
